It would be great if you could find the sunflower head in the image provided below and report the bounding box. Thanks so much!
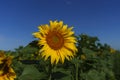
[0,51,6,62]
[80,54,86,60]
[33,20,78,64]
[110,48,116,54]
[0,52,16,80]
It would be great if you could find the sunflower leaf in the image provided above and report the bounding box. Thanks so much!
[52,68,72,80]
[19,65,47,80]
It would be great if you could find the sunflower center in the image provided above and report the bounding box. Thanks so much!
[52,36,59,43]
[46,31,64,50]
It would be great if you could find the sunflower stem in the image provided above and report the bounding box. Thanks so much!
[49,74,52,80]
[75,62,79,80]
[48,62,52,80]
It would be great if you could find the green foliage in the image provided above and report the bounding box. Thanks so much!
[81,69,106,80]
[19,65,47,80]
[76,34,116,80]
[112,50,120,80]
[3,34,117,80]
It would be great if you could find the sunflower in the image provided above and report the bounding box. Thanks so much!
[80,54,86,60]
[0,51,16,80]
[0,51,6,64]
[110,48,116,54]
[33,20,78,64]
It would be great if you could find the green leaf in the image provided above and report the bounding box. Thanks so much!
[19,65,47,80]
[52,68,72,80]
[82,48,95,54]
[82,48,96,58]
[70,57,80,64]
[84,70,105,80]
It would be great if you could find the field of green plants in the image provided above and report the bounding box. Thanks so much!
[1,34,120,80]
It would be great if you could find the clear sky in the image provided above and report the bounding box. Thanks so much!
[0,0,120,50]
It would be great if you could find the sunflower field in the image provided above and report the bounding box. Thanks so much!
[0,21,119,80]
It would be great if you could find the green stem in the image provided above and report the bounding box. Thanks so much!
[80,66,83,80]
[75,63,79,80]
[48,62,52,80]
[49,74,52,80]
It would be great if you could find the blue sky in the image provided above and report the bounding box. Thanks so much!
[0,0,120,50]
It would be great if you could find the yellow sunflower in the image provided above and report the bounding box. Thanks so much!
[110,48,116,54]
[0,51,16,80]
[0,51,6,64]
[33,20,78,64]
[80,54,86,60]
[0,67,16,80]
